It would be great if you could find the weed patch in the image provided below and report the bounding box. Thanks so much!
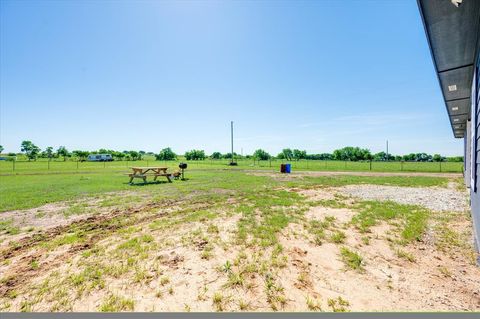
[340,247,364,271]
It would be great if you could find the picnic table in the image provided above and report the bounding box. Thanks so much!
[127,167,171,184]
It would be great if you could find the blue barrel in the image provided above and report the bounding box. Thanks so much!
[285,163,291,173]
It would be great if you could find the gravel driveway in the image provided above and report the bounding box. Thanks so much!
[339,184,469,212]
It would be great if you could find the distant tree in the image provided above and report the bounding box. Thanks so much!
[281,148,294,161]
[432,154,445,162]
[374,151,396,161]
[321,153,333,160]
[402,153,416,161]
[0,145,3,154]
[361,148,372,161]
[57,146,70,161]
[112,151,125,161]
[253,149,270,160]
[45,147,54,159]
[308,153,333,160]
[373,151,385,161]
[293,149,307,161]
[414,153,432,162]
[277,152,285,159]
[20,141,31,153]
[21,140,40,161]
[223,152,238,159]
[156,147,177,161]
[333,147,372,161]
[210,152,222,159]
[185,150,206,160]
[128,151,140,161]
[72,150,90,161]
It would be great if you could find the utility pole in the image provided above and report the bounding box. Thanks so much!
[230,121,236,165]
[386,140,389,162]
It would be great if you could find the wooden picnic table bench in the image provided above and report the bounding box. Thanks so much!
[127,167,171,184]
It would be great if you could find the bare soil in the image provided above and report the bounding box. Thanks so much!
[0,182,478,312]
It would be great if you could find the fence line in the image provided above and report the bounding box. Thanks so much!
[0,158,463,174]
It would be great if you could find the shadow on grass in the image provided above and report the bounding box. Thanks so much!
[127,181,171,187]
[127,178,191,186]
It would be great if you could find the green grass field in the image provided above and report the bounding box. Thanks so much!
[0,157,462,212]
[0,157,463,174]
[0,166,454,212]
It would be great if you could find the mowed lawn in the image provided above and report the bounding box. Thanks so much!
[0,168,452,212]
[0,158,461,212]
[0,158,463,175]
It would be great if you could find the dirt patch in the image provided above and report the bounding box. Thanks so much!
[0,191,149,246]
[1,182,478,312]
[339,185,469,212]
[0,203,73,240]
[0,199,213,298]
[9,212,242,312]
[276,218,480,311]
[304,206,356,224]
[294,188,337,201]
[246,171,301,181]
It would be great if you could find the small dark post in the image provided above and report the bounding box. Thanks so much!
[369,160,372,171]
[48,159,50,170]
[12,159,15,171]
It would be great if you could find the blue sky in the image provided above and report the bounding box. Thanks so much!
[0,0,462,156]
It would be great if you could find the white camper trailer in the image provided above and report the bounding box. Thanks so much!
[87,154,113,162]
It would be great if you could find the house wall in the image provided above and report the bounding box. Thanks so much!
[465,121,471,187]
[471,52,480,259]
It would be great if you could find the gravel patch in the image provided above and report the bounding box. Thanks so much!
[339,185,469,212]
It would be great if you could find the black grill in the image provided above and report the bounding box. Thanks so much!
[179,163,187,180]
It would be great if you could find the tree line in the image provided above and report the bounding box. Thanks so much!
[1,141,153,161]
[0,142,463,163]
